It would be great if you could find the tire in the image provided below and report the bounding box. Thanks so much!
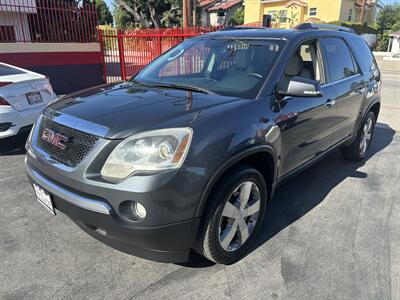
[195,165,267,265]
[341,111,376,161]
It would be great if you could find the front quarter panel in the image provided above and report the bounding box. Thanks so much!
[188,97,279,217]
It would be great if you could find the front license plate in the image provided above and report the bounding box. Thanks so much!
[26,92,43,105]
[33,183,56,215]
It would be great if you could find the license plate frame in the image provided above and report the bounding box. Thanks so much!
[33,183,56,215]
[26,92,43,105]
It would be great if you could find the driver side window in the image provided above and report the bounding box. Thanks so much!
[281,41,323,89]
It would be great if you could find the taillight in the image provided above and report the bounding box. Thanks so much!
[0,97,10,106]
[0,82,12,88]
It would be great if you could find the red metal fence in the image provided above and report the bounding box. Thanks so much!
[0,0,98,43]
[99,26,222,83]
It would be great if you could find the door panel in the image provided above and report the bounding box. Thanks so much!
[277,84,337,177]
[331,76,365,142]
[319,37,365,143]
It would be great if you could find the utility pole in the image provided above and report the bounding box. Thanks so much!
[183,0,188,28]
[192,0,197,26]
[183,0,196,27]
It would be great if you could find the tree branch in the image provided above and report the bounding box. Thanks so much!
[116,0,149,27]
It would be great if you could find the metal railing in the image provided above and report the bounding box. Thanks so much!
[0,0,98,43]
[99,26,222,83]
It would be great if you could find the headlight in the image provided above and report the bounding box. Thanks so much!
[101,128,193,180]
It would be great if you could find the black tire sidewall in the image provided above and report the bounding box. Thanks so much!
[341,110,377,161]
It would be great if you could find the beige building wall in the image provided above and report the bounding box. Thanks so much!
[244,0,377,26]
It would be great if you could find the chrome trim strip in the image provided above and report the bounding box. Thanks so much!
[29,147,75,172]
[26,161,111,215]
[321,74,362,88]
[46,109,109,138]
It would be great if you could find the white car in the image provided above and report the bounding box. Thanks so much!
[0,63,57,139]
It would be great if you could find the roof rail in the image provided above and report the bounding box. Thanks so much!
[219,26,268,31]
[295,23,356,34]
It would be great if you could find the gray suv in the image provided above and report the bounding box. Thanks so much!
[25,24,381,265]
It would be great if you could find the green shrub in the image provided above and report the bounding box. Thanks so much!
[375,32,390,51]
[328,21,378,35]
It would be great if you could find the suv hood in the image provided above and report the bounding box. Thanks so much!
[46,82,249,139]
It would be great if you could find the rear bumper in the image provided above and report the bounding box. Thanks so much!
[25,159,201,263]
[0,106,42,138]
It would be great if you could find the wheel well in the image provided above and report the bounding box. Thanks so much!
[239,152,275,193]
[199,151,275,216]
[370,102,380,119]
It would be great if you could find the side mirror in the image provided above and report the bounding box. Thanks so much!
[278,76,323,98]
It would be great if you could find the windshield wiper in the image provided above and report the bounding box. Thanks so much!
[130,79,154,87]
[149,83,214,95]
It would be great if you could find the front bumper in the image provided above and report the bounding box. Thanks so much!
[25,160,201,263]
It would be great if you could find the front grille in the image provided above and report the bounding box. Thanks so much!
[36,116,99,167]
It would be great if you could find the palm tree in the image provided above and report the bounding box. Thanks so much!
[289,10,299,28]
[273,11,281,28]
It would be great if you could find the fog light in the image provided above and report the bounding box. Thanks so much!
[132,202,146,219]
[119,200,146,222]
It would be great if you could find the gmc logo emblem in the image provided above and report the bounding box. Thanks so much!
[42,128,68,150]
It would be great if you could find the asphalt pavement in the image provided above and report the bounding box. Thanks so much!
[0,72,399,300]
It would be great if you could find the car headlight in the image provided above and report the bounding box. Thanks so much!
[101,128,193,181]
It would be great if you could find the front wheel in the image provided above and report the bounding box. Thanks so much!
[195,165,267,265]
[341,111,376,161]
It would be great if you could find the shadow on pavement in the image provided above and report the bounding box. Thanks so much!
[182,122,395,268]
[0,131,29,156]
[252,122,395,252]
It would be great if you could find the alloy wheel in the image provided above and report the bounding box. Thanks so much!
[218,181,261,252]
[360,116,373,155]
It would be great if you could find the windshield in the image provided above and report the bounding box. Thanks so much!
[134,37,285,99]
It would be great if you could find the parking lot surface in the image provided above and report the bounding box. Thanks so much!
[1,72,399,300]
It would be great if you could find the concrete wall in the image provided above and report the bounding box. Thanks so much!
[339,0,355,22]
[390,36,400,54]
[305,0,342,22]
[244,0,262,24]
[362,33,377,48]
[0,43,104,94]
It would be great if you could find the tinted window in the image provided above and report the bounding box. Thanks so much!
[320,38,357,82]
[0,64,25,76]
[350,38,377,72]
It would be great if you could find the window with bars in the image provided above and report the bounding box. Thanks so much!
[0,26,16,42]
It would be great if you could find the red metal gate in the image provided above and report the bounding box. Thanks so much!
[99,26,221,83]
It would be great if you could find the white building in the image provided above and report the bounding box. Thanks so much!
[0,0,37,42]
[388,31,400,56]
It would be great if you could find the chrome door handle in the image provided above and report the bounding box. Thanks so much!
[325,99,336,108]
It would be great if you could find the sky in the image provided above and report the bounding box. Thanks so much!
[104,0,114,11]
[103,0,399,13]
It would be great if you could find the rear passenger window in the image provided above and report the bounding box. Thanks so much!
[0,64,25,76]
[350,38,378,73]
[320,38,358,83]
